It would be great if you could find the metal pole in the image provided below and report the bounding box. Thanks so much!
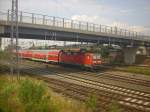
[99,25,101,32]
[7,10,10,21]
[105,26,107,33]
[76,34,79,48]
[64,41,66,47]
[10,0,20,79]
[93,24,95,32]
[10,0,15,77]
[45,32,47,48]
[15,0,20,79]
[20,11,22,22]
[62,18,64,28]
[87,22,88,31]
[43,15,45,25]
[79,21,81,30]
[53,17,55,26]
[32,13,34,24]
[71,20,73,29]
[110,27,112,34]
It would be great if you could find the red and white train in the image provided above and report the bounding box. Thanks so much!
[18,49,103,69]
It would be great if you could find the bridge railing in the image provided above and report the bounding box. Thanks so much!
[0,10,150,42]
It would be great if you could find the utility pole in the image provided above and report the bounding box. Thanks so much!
[10,0,20,79]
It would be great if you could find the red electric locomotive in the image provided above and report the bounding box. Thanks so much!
[59,49,102,69]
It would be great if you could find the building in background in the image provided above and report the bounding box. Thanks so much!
[0,38,83,50]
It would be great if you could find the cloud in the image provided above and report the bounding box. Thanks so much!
[0,0,149,36]
[71,15,109,24]
[0,0,11,10]
[119,9,135,14]
[131,26,150,35]
[109,21,130,29]
[109,21,150,35]
[144,7,150,13]
[0,0,112,16]
[71,15,150,35]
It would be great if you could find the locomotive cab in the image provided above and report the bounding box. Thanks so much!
[83,52,103,69]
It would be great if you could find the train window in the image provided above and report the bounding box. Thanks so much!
[87,55,90,59]
[93,53,101,59]
[48,55,55,58]
[93,55,97,59]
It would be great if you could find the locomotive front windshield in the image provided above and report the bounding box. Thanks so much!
[93,53,101,59]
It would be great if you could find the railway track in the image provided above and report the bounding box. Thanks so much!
[35,61,150,87]
[21,62,150,98]
[34,61,150,88]
[43,77,150,112]
[1,60,150,111]
[21,65,150,112]
[73,71,150,87]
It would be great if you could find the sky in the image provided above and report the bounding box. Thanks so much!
[0,0,150,35]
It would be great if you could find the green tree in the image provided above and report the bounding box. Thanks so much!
[100,46,109,58]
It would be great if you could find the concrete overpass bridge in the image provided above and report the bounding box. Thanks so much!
[0,10,150,64]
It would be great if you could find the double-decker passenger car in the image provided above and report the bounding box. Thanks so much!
[47,50,60,63]
[18,50,33,59]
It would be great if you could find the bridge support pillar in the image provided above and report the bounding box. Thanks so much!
[138,46,150,56]
[138,46,148,55]
[123,47,138,65]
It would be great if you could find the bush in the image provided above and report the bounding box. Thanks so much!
[0,51,11,61]
[0,76,91,112]
[0,77,51,112]
[86,94,98,112]
[0,81,17,112]
[18,78,50,112]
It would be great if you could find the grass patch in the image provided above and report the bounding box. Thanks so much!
[86,93,98,112]
[108,101,122,112]
[116,66,150,76]
[0,75,91,112]
[0,51,11,60]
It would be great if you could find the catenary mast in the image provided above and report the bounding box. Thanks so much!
[10,0,19,78]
